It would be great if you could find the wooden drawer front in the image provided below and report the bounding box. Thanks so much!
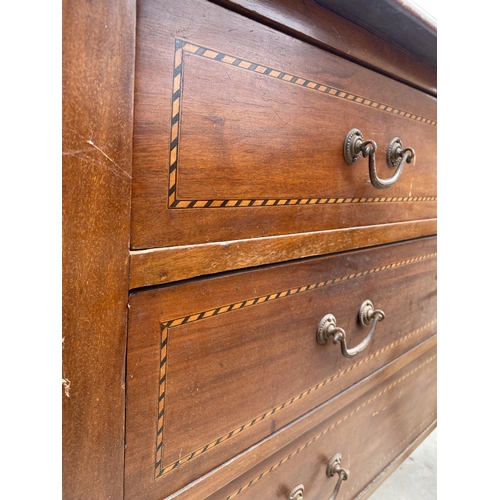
[125,237,436,499]
[210,339,437,500]
[132,0,436,249]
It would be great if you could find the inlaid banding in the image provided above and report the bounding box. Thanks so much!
[162,253,436,329]
[167,39,437,209]
[153,252,436,479]
[224,355,437,499]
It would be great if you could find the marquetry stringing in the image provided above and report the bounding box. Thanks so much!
[224,355,437,500]
[168,39,437,209]
[154,252,436,479]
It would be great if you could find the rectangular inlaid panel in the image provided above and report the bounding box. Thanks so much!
[125,237,436,499]
[209,340,437,500]
[131,0,437,249]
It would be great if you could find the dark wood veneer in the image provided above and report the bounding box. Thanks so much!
[63,1,437,499]
[131,0,436,250]
[125,237,436,499]
[210,339,437,500]
[129,219,437,288]
[62,0,135,498]
[315,0,437,68]
[209,0,436,94]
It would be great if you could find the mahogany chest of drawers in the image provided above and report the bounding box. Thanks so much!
[63,0,437,498]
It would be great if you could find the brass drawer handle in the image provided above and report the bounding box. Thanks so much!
[317,300,385,358]
[288,453,349,500]
[344,128,415,189]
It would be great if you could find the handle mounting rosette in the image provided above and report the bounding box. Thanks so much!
[317,300,385,359]
[344,128,415,189]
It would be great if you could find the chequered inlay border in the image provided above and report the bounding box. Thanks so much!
[162,253,435,329]
[168,39,437,209]
[154,252,436,479]
[224,354,436,500]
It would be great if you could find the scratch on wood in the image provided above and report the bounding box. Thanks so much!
[408,178,414,197]
[330,24,340,39]
[63,144,131,181]
[270,106,290,129]
[86,140,132,179]
[222,65,232,81]
[62,378,71,398]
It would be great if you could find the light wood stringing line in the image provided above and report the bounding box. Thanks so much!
[154,252,437,477]
[167,39,436,209]
[154,319,436,478]
[224,354,436,499]
[161,253,436,328]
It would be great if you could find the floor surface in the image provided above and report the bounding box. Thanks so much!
[369,429,437,499]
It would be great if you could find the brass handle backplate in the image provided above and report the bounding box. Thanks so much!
[344,128,415,189]
[317,300,385,358]
[288,454,349,500]
[326,454,350,500]
[288,484,305,500]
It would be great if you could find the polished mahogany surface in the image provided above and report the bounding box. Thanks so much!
[62,1,437,498]
[131,0,436,250]
[62,0,135,498]
[125,237,436,499]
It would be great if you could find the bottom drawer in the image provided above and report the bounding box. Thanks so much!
[207,336,436,500]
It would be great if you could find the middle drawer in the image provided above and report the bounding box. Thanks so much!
[125,236,436,499]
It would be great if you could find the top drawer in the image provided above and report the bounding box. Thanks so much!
[131,0,436,250]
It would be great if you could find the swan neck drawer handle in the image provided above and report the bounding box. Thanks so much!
[288,454,349,500]
[317,300,385,358]
[344,128,415,189]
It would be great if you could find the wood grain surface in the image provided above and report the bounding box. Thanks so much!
[130,219,436,288]
[62,0,135,498]
[174,45,435,201]
[131,0,437,250]
[125,336,436,500]
[125,237,436,499]
[61,1,438,500]
[355,420,436,499]
[210,0,437,94]
[209,339,437,500]
[315,0,437,68]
